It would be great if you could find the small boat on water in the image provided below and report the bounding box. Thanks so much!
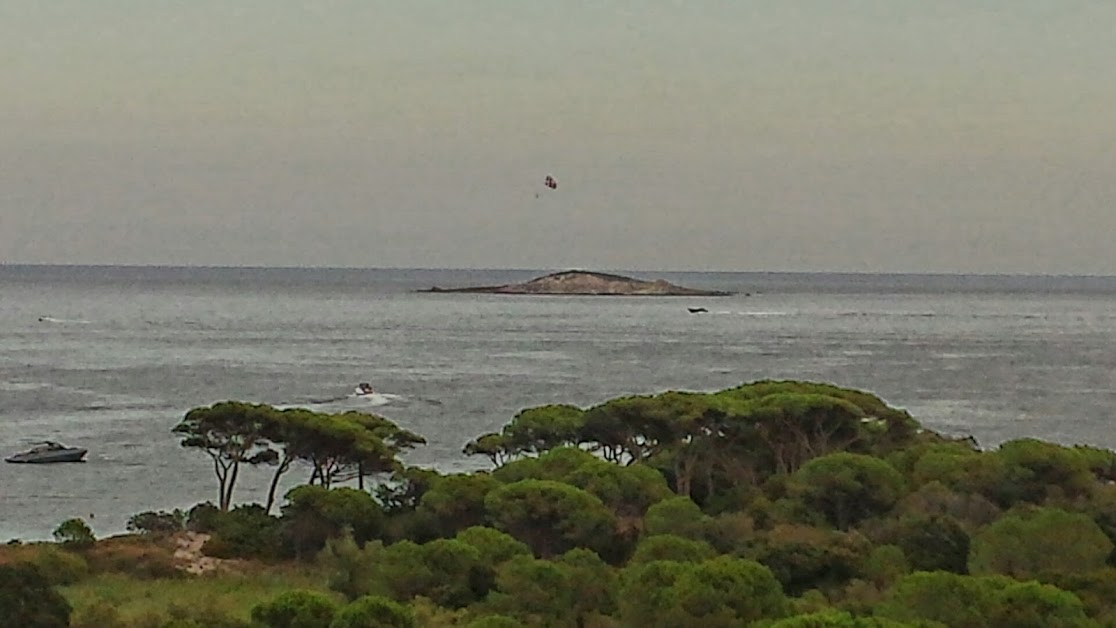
[354,382,376,396]
[5,441,88,464]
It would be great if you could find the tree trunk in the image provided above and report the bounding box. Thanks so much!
[675,457,694,497]
[358,461,365,491]
[222,461,240,511]
[265,457,291,514]
[217,476,228,511]
[211,455,229,511]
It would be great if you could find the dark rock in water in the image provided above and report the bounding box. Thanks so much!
[420,270,731,296]
[688,307,709,313]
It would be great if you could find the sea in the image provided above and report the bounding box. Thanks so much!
[2,265,1115,541]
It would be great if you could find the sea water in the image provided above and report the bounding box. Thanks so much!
[1,265,1115,540]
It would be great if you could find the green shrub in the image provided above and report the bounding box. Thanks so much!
[330,595,415,628]
[187,502,222,532]
[970,507,1112,578]
[127,509,188,535]
[629,534,717,564]
[52,518,95,549]
[453,526,531,566]
[878,571,1092,627]
[282,486,385,559]
[251,589,340,628]
[789,454,906,530]
[204,504,287,560]
[892,515,970,573]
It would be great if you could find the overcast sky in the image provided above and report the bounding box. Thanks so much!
[2,1,1114,273]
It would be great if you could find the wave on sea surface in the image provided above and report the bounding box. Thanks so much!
[711,310,796,317]
[0,381,54,392]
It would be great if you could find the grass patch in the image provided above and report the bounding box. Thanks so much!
[63,567,339,625]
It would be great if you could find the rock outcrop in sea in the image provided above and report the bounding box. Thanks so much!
[420,270,731,296]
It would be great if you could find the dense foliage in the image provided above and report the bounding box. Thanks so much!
[8,379,1116,626]
[0,563,72,627]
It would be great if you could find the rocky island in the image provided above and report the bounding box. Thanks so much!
[420,270,732,296]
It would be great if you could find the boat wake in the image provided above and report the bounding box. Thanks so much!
[348,392,403,407]
[278,389,418,412]
[37,316,91,324]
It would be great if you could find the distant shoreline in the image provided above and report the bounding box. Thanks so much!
[417,270,733,297]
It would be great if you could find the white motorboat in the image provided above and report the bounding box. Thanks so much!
[6,441,88,464]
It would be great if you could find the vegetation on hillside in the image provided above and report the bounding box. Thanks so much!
[5,379,1116,627]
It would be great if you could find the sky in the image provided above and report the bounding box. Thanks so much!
[1,1,1114,274]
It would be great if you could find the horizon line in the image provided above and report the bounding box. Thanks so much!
[2,262,1115,280]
